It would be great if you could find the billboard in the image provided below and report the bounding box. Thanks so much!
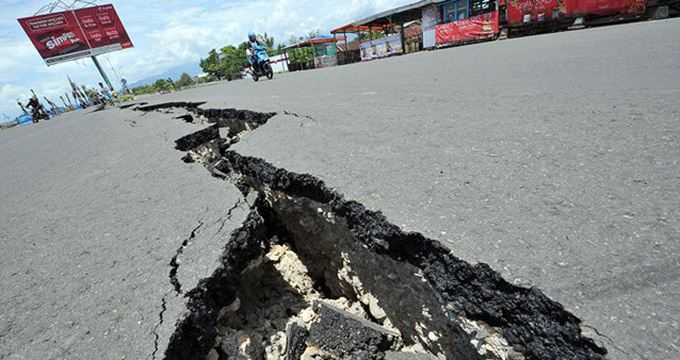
[18,4,133,66]
[360,33,403,62]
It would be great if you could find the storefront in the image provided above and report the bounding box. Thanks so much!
[283,35,346,70]
[331,24,388,65]
[435,0,500,45]
[311,37,341,68]
[332,1,435,63]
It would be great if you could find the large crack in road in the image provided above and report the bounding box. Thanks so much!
[169,222,205,295]
[131,102,608,360]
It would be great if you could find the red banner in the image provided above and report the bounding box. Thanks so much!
[435,11,499,45]
[574,0,646,16]
[18,4,133,66]
[507,0,572,25]
[506,0,645,25]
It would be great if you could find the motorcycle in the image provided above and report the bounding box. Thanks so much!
[249,45,274,82]
[31,108,49,123]
[26,98,49,123]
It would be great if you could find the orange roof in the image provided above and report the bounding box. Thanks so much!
[283,36,347,50]
[330,23,398,34]
[308,36,345,44]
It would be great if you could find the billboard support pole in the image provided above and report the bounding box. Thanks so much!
[91,56,113,91]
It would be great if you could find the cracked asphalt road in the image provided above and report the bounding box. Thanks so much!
[0,109,249,359]
[1,18,679,359]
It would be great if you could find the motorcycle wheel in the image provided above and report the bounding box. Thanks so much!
[264,64,274,80]
[253,74,259,82]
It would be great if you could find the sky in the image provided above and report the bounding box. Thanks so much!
[0,0,413,119]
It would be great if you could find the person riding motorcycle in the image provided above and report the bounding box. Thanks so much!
[26,95,48,123]
[246,32,263,73]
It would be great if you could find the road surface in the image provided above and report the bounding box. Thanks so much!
[1,18,678,359]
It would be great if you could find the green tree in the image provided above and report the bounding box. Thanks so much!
[288,35,299,46]
[176,73,194,88]
[288,47,314,65]
[219,44,248,81]
[287,30,321,47]
[199,45,249,81]
[257,33,275,49]
[131,85,154,95]
[200,49,222,79]
[306,29,321,40]
[359,30,386,41]
[153,78,175,92]
[285,29,322,66]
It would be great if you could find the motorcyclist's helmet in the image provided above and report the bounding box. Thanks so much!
[248,32,256,42]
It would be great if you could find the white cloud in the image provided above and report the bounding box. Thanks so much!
[0,42,38,78]
[0,84,22,101]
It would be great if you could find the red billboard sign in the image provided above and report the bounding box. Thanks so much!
[18,4,133,66]
[435,11,500,45]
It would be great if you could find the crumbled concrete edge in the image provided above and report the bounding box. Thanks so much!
[208,151,607,360]
[129,103,608,360]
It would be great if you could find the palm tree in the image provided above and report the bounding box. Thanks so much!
[257,33,275,49]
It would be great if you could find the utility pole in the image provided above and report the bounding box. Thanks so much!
[91,56,114,91]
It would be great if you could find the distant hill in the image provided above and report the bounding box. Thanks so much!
[129,63,203,88]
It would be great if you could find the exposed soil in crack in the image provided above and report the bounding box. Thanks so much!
[131,103,608,360]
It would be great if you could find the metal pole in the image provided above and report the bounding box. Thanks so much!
[91,56,113,91]
[343,31,349,64]
[447,1,451,22]
[400,23,406,54]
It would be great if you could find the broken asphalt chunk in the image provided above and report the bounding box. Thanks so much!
[308,300,398,359]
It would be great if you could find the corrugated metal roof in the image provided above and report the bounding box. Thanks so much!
[354,0,438,26]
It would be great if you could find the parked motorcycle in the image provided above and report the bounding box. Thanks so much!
[250,45,274,82]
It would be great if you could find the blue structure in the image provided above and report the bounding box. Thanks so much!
[441,0,472,22]
[17,115,33,125]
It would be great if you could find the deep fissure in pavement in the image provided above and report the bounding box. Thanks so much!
[132,103,607,360]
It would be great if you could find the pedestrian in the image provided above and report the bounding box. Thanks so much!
[99,83,114,105]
